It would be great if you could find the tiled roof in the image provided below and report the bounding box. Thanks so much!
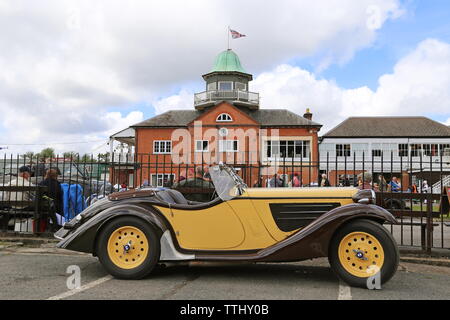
[131,110,202,127]
[244,109,322,127]
[323,117,450,137]
[131,108,322,128]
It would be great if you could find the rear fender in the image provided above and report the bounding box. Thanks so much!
[57,204,167,254]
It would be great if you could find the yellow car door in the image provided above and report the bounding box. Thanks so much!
[157,201,246,250]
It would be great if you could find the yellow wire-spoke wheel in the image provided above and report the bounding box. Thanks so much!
[107,226,149,269]
[338,231,385,278]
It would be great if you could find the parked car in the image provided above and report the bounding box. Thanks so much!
[55,165,399,288]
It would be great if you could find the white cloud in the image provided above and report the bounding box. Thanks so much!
[261,38,450,132]
[153,90,193,114]
[153,38,450,134]
[0,107,143,154]
[0,0,403,153]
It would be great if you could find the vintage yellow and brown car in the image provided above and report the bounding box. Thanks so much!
[55,165,399,288]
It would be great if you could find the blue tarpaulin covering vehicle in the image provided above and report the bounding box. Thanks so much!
[61,183,86,221]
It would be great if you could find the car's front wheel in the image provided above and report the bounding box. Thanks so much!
[96,216,160,279]
[328,219,399,288]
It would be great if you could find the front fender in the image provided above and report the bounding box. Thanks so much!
[56,204,168,254]
[257,203,398,262]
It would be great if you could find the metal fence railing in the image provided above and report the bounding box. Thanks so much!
[0,152,449,253]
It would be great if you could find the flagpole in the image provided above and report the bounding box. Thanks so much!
[227,25,230,50]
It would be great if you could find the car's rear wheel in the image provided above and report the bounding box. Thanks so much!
[328,219,399,288]
[97,216,160,279]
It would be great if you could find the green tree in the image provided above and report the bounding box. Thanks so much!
[63,151,79,159]
[20,151,36,159]
[78,154,95,163]
[97,152,110,163]
[38,147,55,160]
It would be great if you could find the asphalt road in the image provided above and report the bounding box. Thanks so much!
[0,246,449,300]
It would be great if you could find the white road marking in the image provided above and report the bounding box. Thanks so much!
[46,275,113,300]
[338,281,352,300]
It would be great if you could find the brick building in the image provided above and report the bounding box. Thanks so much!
[110,49,322,187]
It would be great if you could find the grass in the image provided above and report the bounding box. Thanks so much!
[411,203,441,213]
[402,202,450,220]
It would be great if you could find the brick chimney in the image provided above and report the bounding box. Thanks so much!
[303,108,312,121]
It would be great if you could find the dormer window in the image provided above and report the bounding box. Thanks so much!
[217,113,233,122]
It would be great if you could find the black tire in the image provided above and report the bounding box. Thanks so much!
[328,219,399,288]
[96,216,160,279]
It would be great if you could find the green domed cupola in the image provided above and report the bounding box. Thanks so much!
[194,49,259,110]
[211,49,247,73]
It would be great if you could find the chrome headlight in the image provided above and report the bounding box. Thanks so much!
[371,189,376,204]
[352,189,376,204]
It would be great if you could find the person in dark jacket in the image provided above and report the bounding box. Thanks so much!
[39,168,64,231]
[319,174,331,187]
[269,174,284,188]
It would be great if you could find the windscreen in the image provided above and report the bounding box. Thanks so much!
[209,165,245,201]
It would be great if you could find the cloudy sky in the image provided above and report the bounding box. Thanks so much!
[0,0,450,155]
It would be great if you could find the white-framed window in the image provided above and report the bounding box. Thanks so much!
[423,144,439,157]
[151,174,176,187]
[336,144,351,157]
[235,82,246,91]
[371,143,382,157]
[398,144,408,157]
[207,82,216,91]
[195,140,209,152]
[372,149,382,157]
[440,144,450,156]
[219,140,239,152]
[410,144,422,157]
[266,140,310,158]
[216,113,233,122]
[218,81,233,91]
[153,140,172,154]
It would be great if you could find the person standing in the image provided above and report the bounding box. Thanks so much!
[320,174,330,187]
[422,180,430,204]
[389,177,401,192]
[1,166,35,230]
[203,165,211,181]
[4,166,34,209]
[292,173,301,187]
[253,178,262,188]
[39,168,64,231]
[422,180,429,193]
[357,172,378,191]
[269,174,283,188]
[377,175,390,192]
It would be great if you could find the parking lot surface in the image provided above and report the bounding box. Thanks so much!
[1,246,449,300]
